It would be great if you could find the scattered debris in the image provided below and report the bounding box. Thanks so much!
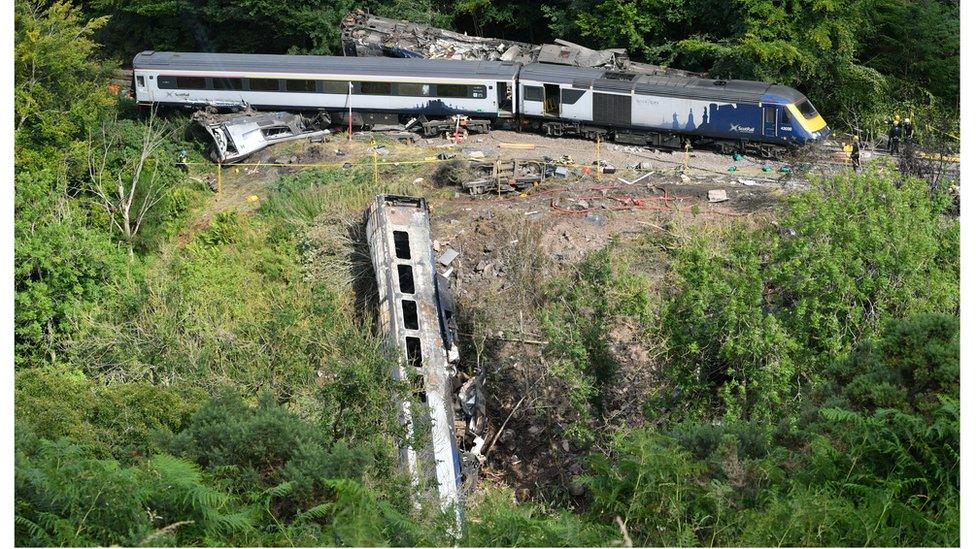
[499,142,537,150]
[439,248,460,266]
[707,189,729,203]
[462,158,556,195]
[618,172,654,185]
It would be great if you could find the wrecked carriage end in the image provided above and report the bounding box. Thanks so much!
[191,109,331,164]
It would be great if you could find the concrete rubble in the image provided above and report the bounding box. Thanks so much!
[707,189,729,203]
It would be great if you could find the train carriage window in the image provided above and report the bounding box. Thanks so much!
[285,79,316,93]
[561,88,585,105]
[436,84,467,98]
[157,75,177,89]
[175,76,207,90]
[321,81,348,94]
[523,85,544,102]
[470,85,486,98]
[401,300,419,330]
[213,78,243,90]
[136,76,145,87]
[248,78,281,92]
[360,81,392,95]
[397,83,431,96]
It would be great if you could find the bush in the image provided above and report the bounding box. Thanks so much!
[538,246,652,442]
[661,171,959,421]
[15,433,249,547]
[15,368,204,461]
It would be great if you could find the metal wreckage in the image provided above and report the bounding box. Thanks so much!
[364,195,485,533]
[340,9,700,77]
[193,10,703,162]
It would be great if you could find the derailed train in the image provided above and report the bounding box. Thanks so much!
[133,50,830,157]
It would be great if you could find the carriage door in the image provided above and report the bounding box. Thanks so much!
[763,106,777,137]
[543,84,560,116]
[497,82,513,115]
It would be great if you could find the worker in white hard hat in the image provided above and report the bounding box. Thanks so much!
[902,118,915,142]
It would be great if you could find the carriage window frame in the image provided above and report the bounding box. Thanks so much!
[285,79,317,93]
[523,85,544,102]
[213,78,243,91]
[397,83,432,97]
[174,76,207,90]
[359,81,393,95]
[321,81,349,94]
[248,78,281,92]
[435,84,468,98]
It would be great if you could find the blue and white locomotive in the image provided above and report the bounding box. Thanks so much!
[133,50,830,155]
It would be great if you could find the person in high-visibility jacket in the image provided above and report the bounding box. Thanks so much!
[888,118,902,154]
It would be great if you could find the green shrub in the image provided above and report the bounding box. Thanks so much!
[463,488,616,547]
[15,368,204,461]
[15,433,249,547]
[661,171,959,422]
[538,246,652,442]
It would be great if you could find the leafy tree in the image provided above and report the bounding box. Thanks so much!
[15,0,115,157]
[14,0,128,366]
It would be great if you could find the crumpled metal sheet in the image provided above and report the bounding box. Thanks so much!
[341,9,703,77]
[192,109,331,163]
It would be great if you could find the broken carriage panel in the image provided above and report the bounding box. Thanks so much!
[340,10,703,78]
[364,195,473,531]
[192,109,331,163]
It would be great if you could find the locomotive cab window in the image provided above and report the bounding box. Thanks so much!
[780,109,791,124]
[561,88,585,105]
[796,99,819,119]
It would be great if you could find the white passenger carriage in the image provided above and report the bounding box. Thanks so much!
[133,51,519,126]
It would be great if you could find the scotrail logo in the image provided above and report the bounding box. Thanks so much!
[730,124,756,133]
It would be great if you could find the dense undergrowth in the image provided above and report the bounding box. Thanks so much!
[14,1,959,546]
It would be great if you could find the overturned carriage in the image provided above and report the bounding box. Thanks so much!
[364,195,484,531]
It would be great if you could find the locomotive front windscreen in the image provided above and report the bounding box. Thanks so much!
[796,99,819,119]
